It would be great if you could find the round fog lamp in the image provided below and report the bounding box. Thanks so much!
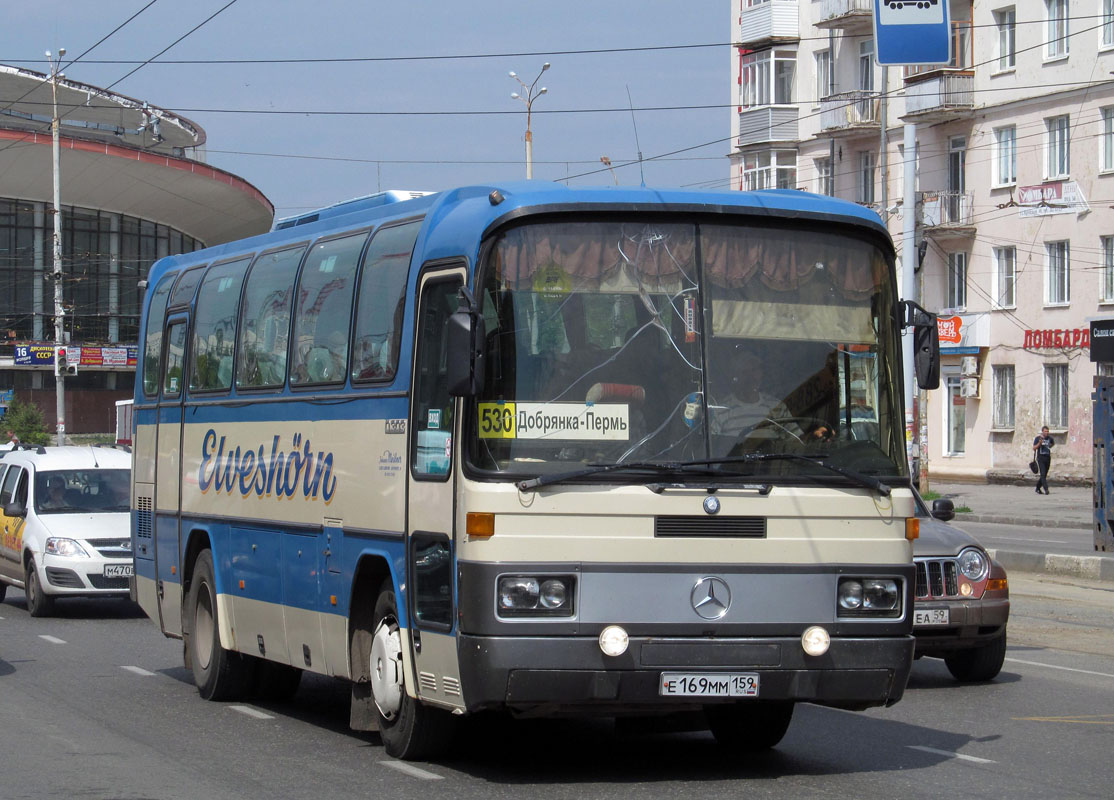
[801,625,831,657]
[598,625,629,657]
[959,582,973,597]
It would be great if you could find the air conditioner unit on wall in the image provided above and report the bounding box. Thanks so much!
[960,377,980,398]
[961,356,978,376]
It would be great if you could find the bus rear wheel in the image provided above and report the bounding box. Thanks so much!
[705,701,794,751]
[184,548,253,701]
[370,580,455,760]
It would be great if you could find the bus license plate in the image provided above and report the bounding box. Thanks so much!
[914,608,949,626]
[104,563,133,578]
[660,673,759,697]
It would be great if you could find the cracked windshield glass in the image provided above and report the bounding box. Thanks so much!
[467,219,905,483]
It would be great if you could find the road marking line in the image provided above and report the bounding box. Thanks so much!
[1005,657,1114,679]
[228,705,274,720]
[38,635,66,644]
[121,665,156,676]
[907,745,995,764]
[383,761,444,780]
[1013,714,1114,725]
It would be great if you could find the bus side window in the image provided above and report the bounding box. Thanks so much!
[290,233,367,386]
[352,220,421,382]
[236,247,306,390]
[411,277,461,478]
[163,322,187,397]
[141,275,176,398]
[190,259,250,393]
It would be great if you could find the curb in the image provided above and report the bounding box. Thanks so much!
[954,512,1091,531]
[987,548,1114,583]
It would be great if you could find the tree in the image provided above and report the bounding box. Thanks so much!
[4,397,50,446]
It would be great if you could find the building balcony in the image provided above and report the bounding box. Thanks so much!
[902,72,974,122]
[737,106,799,148]
[738,0,799,47]
[919,191,976,239]
[819,91,880,135]
[815,0,873,30]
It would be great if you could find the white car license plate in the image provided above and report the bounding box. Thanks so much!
[660,673,759,697]
[104,563,133,578]
[915,607,949,626]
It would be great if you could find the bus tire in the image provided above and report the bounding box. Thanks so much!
[25,558,54,618]
[253,661,303,701]
[705,700,794,751]
[184,549,254,701]
[370,579,455,760]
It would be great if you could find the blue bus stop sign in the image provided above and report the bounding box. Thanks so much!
[872,0,952,66]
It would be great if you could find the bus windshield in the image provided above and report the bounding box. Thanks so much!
[468,218,906,483]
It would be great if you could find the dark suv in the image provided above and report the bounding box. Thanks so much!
[912,489,1010,681]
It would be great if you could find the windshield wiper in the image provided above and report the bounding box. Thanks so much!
[517,453,891,496]
[517,460,723,491]
[732,453,891,496]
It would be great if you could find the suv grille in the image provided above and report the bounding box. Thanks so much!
[915,558,960,599]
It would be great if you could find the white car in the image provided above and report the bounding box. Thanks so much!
[0,444,133,617]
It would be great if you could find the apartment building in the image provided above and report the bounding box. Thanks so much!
[729,0,1114,482]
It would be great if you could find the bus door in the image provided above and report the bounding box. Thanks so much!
[406,266,466,711]
[154,315,189,636]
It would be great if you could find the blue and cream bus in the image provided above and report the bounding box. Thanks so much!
[131,182,939,759]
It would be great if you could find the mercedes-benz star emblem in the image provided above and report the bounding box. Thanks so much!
[703,495,721,515]
[691,576,731,620]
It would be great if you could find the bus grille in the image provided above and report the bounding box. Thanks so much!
[136,496,153,540]
[655,516,766,538]
[915,558,959,599]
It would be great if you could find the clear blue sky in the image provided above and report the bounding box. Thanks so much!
[5,1,730,217]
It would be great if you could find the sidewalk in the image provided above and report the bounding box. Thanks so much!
[927,480,1114,582]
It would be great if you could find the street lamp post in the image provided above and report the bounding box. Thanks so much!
[48,48,66,447]
[509,63,549,179]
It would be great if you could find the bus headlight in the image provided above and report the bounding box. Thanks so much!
[497,575,575,617]
[837,577,901,618]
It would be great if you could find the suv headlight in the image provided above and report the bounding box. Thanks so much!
[497,575,576,617]
[45,537,90,557]
[957,547,989,581]
[837,577,902,618]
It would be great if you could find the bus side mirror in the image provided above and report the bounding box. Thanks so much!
[903,300,940,391]
[446,287,486,397]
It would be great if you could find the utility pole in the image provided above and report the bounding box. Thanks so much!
[48,48,66,447]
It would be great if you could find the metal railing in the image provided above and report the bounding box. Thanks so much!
[820,90,879,130]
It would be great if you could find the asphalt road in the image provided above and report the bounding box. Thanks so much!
[2,577,1112,800]
[958,519,1097,558]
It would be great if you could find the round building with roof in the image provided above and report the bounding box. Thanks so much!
[0,63,272,435]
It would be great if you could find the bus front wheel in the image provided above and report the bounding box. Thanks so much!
[184,548,253,701]
[705,700,794,751]
[370,580,455,760]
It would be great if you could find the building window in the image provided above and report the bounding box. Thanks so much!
[815,157,833,196]
[1102,107,1114,172]
[741,49,796,108]
[946,374,966,455]
[1045,240,1070,305]
[815,49,830,103]
[947,252,967,310]
[1046,115,1070,178]
[1099,362,1114,377]
[994,126,1016,185]
[858,150,876,205]
[742,150,797,191]
[1044,363,1069,429]
[1046,0,1069,58]
[996,8,1016,69]
[993,365,1015,429]
[1104,0,1114,48]
[994,246,1016,308]
[1103,236,1114,303]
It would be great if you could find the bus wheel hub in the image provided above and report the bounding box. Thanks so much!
[370,619,403,719]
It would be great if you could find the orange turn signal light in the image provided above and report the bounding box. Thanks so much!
[467,512,495,539]
[985,578,1008,592]
[905,518,920,541]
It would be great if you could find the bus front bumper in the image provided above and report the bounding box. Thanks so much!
[456,633,915,713]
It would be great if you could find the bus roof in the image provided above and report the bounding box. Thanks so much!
[144,182,891,288]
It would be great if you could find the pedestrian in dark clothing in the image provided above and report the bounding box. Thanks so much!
[1033,425,1054,494]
